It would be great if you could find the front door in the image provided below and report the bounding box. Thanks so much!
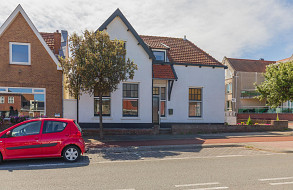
[152,96,159,124]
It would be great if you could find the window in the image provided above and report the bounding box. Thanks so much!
[226,101,232,111]
[0,87,45,118]
[9,42,31,65]
[123,83,138,117]
[160,87,166,117]
[43,121,67,133]
[0,96,4,104]
[8,97,14,104]
[94,89,111,116]
[153,51,165,62]
[11,121,41,137]
[189,88,202,117]
[226,83,232,93]
[152,87,166,117]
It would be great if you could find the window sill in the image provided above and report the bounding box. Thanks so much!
[92,116,113,120]
[160,117,167,120]
[10,62,31,65]
[188,117,203,120]
[121,117,141,120]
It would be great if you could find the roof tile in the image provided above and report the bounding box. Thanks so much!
[153,64,176,79]
[141,35,222,66]
[227,58,275,72]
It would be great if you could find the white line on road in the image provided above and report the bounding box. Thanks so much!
[270,181,293,186]
[175,182,220,187]
[92,153,281,164]
[114,189,135,190]
[187,187,229,190]
[259,177,293,181]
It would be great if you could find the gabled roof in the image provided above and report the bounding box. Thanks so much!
[97,8,155,60]
[277,54,293,63]
[226,57,275,73]
[153,64,177,80]
[0,4,62,70]
[141,35,224,67]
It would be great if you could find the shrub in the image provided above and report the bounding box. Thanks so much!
[276,113,279,121]
[10,116,27,124]
[0,116,3,125]
[246,116,253,125]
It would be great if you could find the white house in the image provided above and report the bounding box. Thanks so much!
[68,9,226,129]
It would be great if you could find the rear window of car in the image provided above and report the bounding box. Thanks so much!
[43,121,67,134]
[74,120,82,132]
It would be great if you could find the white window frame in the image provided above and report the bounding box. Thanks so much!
[0,96,4,104]
[9,42,31,65]
[94,93,111,117]
[122,83,139,117]
[8,96,14,104]
[152,49,167,62]
[0,87,46,116]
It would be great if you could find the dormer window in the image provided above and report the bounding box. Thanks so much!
[153,51,165,62]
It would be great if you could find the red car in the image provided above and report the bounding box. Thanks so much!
[0,118,85,163]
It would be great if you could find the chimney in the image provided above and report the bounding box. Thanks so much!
[183,35,187,41]
[54,31,61,55]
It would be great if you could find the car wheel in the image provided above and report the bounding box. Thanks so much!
[62,145,81,162]
[0,152,2,164]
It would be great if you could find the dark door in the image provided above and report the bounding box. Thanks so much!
[152,97,159,124]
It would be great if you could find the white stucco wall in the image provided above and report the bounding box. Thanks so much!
[63,99,77,121]
[78,17,153,124]
[160,66,225,123]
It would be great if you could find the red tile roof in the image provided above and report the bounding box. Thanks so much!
[40,32,61,55]
[153,64,176,79]
[226,58,275,72]
[40,32,55,51]
[140,35,222,66]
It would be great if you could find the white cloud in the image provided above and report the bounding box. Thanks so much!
[0,0,293,61]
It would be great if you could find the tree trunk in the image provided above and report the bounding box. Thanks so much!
[99,93,104,139]
[77,94,79,123]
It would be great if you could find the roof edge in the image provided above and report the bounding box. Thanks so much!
[0,4,62,70]
[97,8,155,60]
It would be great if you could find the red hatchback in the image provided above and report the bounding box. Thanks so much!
[0,118,85,163]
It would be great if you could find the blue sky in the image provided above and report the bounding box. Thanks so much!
[0,0,293,62]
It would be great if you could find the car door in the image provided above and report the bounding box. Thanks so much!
[4,121,42,159]
[40,120,69,156]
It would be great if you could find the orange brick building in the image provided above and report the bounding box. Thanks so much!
[0,5,67,118]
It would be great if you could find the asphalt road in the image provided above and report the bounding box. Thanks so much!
[1,147,293,190]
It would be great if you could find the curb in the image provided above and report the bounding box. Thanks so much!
[86,143,245,154]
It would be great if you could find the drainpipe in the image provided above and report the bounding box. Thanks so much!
[234,71,239,114]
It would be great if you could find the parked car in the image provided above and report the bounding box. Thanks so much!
[0,118,85,163]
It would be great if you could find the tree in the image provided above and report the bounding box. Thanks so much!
[256,61,293,108]
[61,30,137,139]
[60,33,85,123]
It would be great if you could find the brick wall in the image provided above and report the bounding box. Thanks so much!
[237,113,293,121]
[0,12,63,118]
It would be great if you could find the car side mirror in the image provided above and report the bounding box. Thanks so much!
[6,131,11,137]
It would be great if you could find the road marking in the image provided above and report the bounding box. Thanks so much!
[259,177,293,181]
[270,181,293,186]
[92,153,281,164]
[186,187,228,190]
[114,189,135,190]
[175,182,220,187]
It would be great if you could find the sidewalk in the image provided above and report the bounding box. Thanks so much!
[85,129,293,153]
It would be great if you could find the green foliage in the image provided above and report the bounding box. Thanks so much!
[246,116,253,125]
[256,61,293,108]
[276,113,279,121]
[60,30,137,138]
